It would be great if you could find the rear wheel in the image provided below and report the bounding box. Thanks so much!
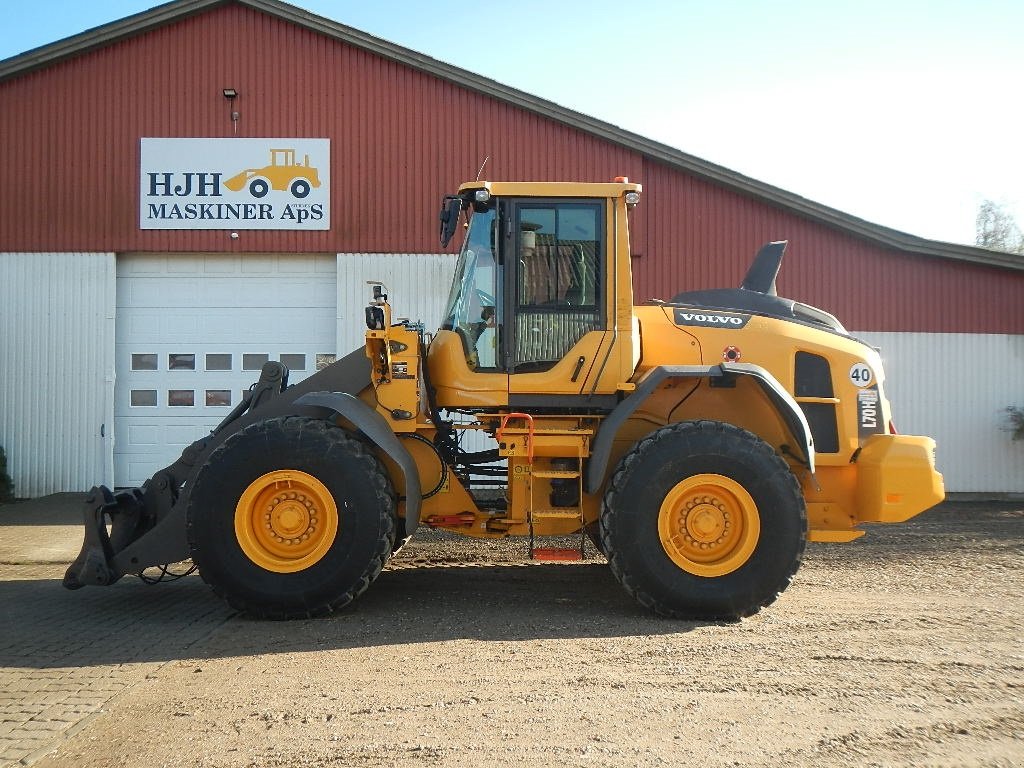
[186,416,395,619]
[601,420,806,620]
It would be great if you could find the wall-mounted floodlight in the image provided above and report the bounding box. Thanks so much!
[222,89,240,134]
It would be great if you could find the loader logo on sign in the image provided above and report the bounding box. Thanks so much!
[140,138,330,230]
[224,148,321,200]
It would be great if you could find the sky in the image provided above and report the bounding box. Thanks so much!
[1,0,1022,247]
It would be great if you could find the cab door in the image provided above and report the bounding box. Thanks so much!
[504,199,615,405]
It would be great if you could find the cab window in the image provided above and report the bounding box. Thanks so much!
[440,206,501,369]
[513,202,602,371]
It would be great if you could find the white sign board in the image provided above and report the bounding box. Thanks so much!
[140,138,330,230]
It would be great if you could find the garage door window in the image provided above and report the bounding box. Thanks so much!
[205,390,232,406]
[130,390,157,407]
[168,390,194,406]
[206,354,232,371]
[168,354,196,370]
[131,354,158,370]
[243,353,269,370]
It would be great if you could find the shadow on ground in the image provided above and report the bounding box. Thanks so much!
[1,501,1020,671]
[0,493,86,525]
[0,561,701,671]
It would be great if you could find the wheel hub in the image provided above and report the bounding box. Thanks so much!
[266,492,319,544]
[686,498,729,544]
[658,474,761,577]
[235,470,338,573]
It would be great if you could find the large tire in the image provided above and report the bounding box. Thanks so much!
[601,420,806,620]
[186,416,395,619]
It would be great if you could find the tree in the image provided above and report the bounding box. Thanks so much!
[976,200,1024,254]
[1006,406,1024,442]
[0,446,13,503]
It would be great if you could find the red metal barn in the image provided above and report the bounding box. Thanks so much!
[0,0,1021,495]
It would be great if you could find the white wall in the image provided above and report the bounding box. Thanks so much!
[0,252,115,496]
[336,252,458,354]
[856,331,1024,493]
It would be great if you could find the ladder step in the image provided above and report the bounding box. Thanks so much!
[531,509,584,520]
[531,470,581,479]
[531,547,582,561]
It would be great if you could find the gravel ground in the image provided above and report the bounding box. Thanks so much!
[28,501,1024,767]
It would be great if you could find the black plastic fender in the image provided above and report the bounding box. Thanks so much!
[293,391,423,534]
[585,363,815,495]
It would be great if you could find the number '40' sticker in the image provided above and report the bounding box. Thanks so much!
[849,362,874,388]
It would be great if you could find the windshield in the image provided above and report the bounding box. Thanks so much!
[440,206,500,368]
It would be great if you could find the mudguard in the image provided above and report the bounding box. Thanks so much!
[584,363,815,495]
[293,391,422,533]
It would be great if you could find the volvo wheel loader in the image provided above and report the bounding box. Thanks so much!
[64,179,945,620]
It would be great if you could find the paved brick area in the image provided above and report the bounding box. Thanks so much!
[0,497,233,766]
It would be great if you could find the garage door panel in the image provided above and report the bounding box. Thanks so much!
[119,255,165,275]
[115,253,336,487]
[277,254,321,273]
[123,313,161,338]
[127,424,160,445]
[159,314,201,339]
[197,313,247,341]
[201,255,239,273]
[166,256,204,273]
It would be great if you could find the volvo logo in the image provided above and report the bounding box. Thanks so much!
[673,309,750,328]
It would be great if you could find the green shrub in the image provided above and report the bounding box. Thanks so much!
[1006,406,1024,442]
[0,446,13,502]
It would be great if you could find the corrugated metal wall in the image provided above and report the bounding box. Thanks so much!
[1,3,1021,335]
[336,253,457,354]
[0,253,115,496]
[856,331,1024,492]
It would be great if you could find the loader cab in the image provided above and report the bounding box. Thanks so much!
[430,180,641,410]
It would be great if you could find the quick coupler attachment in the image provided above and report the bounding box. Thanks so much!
[62,485,145,590]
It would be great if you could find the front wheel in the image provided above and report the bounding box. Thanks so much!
[186,416,395,619]
[248,178,270,198]
[601,420,806,620]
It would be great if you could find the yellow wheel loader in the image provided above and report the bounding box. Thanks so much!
[64,179,944,620]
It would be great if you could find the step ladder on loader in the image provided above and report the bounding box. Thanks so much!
[496,413,590,561]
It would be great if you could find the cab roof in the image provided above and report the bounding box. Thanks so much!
[458,180,641,199]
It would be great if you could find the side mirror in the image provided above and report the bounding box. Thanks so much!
[439,195,463,248]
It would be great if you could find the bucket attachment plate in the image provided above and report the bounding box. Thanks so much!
[63,486,147,589]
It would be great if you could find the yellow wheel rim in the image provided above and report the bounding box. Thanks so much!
[657,473,761,577]
[234,470,339,573]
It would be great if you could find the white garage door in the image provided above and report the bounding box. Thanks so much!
[115,253,337,487]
